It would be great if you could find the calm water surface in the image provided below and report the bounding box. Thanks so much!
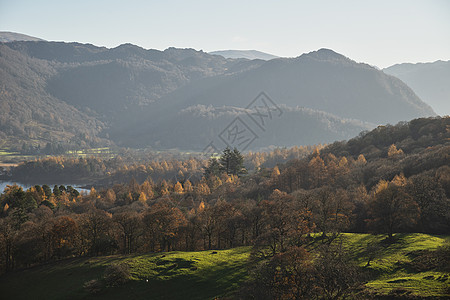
[0,181,90,194]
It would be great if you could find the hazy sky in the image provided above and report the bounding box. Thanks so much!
[1,0,449,68]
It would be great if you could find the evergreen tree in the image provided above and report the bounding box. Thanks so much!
[219,147,247,176]
[204,158,222,178]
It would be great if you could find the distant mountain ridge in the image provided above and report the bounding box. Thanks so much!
[0,38,436,152]
[209,50,279,60]
[0,31,44,42]
[384,60,450,116]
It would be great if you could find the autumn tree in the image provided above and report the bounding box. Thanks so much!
[138,192,147,204]
[211,200,240,248]
[367,180,420,239]
[51,216,79,258]
[255,190,311,257]
[183,180,193,193]
[143,203,186,252]
[387,144,404,158]
[80,209,115,255]
[195,180,211,196]
[141,179,154,200]
[240,200,264,243]
[271,165,280,178]
[313,245,365,299]
[174,181,184,194]
[407,174,449,233]
[244,247,315,300]
[0,216,19,271]
[311,187,352,239]
[113,211,142,254]
[104,189,117,205]
[244,245,364,300]
[308,154,327,188]
[198,203,216,250]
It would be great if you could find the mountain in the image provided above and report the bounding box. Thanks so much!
[0,43,108,151]
[0,31,44,42]
[110,49,435,149]
[0,41,262,151]
[384,60,450,116]
[0,40,436,152]
[152,49,433,124]
[209,50,279,60]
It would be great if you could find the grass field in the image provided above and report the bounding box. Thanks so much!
[0,147,115,164]
[338,233,449,298]
[0,247,251,300]
[0,234,448,299]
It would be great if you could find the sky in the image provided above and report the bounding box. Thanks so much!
[0,0,449,68]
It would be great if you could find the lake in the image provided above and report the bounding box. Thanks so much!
[0,181,90,194]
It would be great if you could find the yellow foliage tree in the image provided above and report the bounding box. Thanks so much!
[356,154,367,165]
[198,201,205,212]
[374,179,389,195]
[271,165,281,178]
[174,181,184,194]
[105,189,116,204]
[196,182,211,195]
[391,173,407,186]
[388,144,404,157]
[184,180,193,193]
[141,180,154,199]
[138,192,147,203]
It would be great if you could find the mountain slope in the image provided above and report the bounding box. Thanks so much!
[0,41,257,150]
[209,49,279,60]
[0,40,436,151]
[110,49,435,149]
[0,43,107,150]
[0,31,44,42]
[159,49,434,124]
[384,60,450,116]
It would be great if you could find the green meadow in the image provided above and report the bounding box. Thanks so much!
[0,234,448,299]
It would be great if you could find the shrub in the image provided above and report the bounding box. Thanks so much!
[103,263,130,287]
[83,279,102,294]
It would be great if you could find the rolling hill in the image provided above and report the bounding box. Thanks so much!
[0,234,447,299]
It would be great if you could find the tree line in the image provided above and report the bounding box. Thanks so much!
[7,145,316,184]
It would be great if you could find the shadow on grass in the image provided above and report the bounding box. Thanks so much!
[0,256,112,300]
[154,258,196,276]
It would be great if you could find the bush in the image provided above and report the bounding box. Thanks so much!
[409,244,450,272]
[241,245,365,299]
[83,279,102,294]
[103,263,130,287]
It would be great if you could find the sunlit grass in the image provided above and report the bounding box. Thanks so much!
[0,247,251,300]
[0,149,17,156]
[367,272,450,297]
[0,234,448,299]
[332,233,449,297]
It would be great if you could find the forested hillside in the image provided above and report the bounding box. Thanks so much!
[0,41,435,151]
[1,116,449,298]
[1,116,449,299]
[0,44,108,150]
[0,31,44,42]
